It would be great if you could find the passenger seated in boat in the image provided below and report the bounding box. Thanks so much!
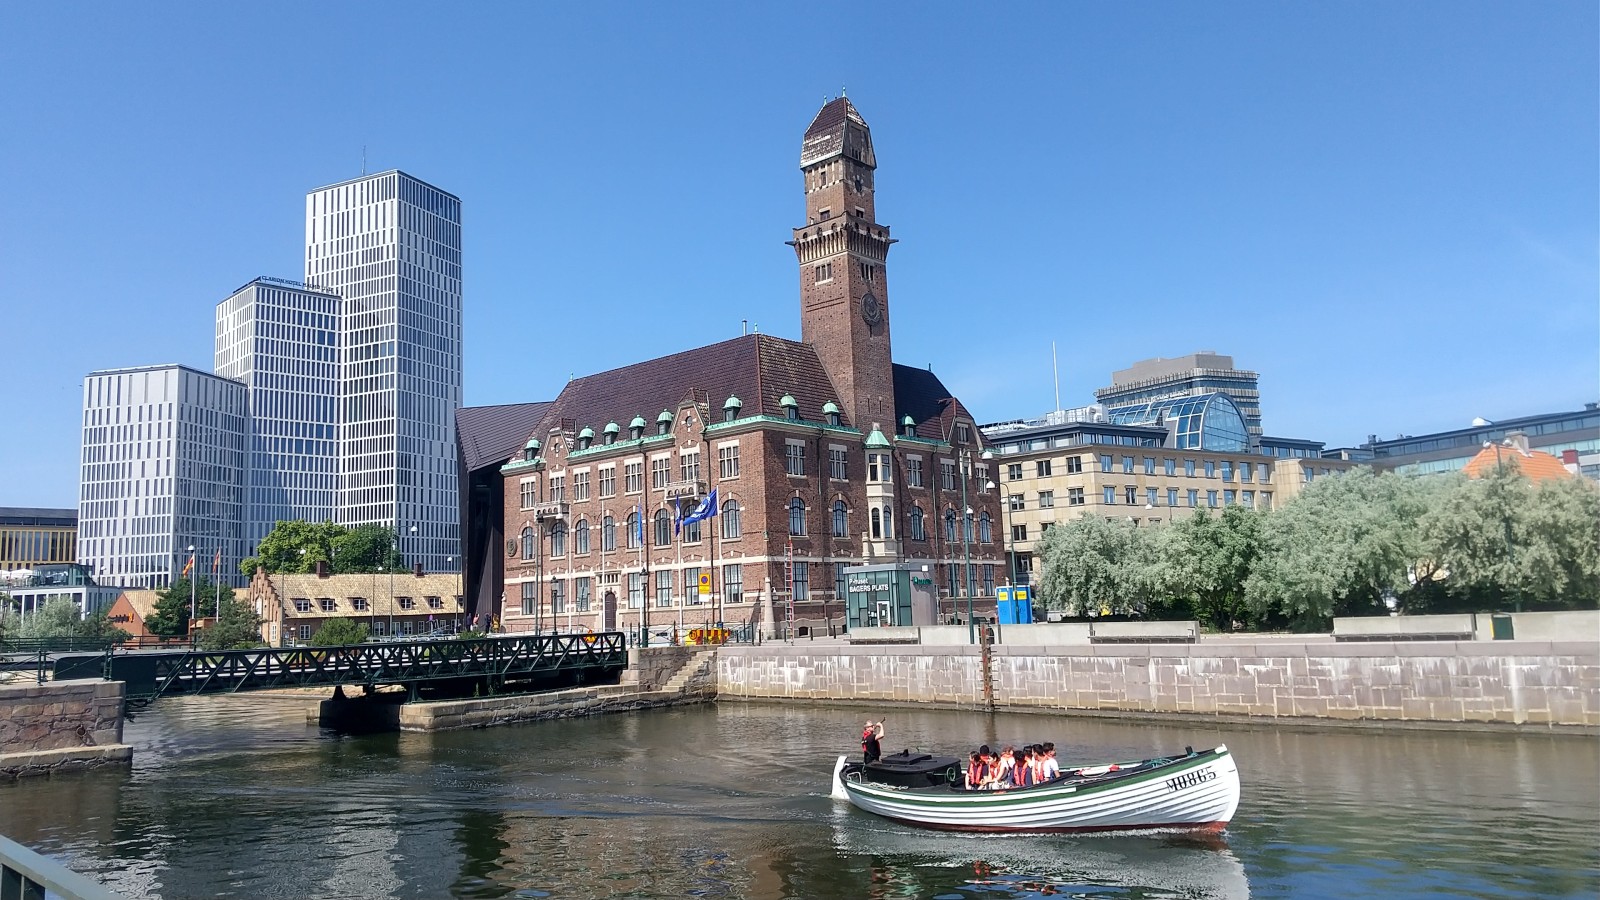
[1014,746,1035,787]
[994,746,1016,788]
[968,745,999,790]
[1040,742,1061,781]
[965,752,983,789]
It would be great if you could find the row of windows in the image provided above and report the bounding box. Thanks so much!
[1095,486,1274,509]
[1089,455,1273,482]
[288,595,451,613]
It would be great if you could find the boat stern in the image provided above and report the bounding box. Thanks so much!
[830,755,850,801]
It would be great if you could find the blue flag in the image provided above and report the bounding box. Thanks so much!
[634,505,645,546]
[673,497,683,537]
[681,488,719,526]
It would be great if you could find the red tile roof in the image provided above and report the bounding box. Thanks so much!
[1462,445,1575,483]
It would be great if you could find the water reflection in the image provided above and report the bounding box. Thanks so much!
[0,698,1594,899]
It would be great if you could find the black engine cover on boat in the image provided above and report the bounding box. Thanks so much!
[865,751,963,788]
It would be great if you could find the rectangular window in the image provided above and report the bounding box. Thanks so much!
[1068,487,1084,506]
[907,457,924,487]
[1207,490,1219,508]
[792,561,809,600]
[718,444,740,479]
[1099,454,1113,473]
[299,624,312,641]
[551,580,566,615]
[549,474,565,503]
[680,451,700,483]
[573,471,590,501]
[940,462,957,490]
[1037,490,1054,508]
[723,564,743,603]
[651,457,670,489]
[398,597,415,610]
[520,479,537,510]
[1220,461,1234,482]
[684,566,703,605]
[814,262,833,283]
[1036,459,1052,477]
[1145,487,1157,506]
[1011,523,1027,542]
[1187,489,1199,507]
[1185,459,1196,477]
[521,581,535,616]
[319,598,337,612]
[1007,463,1023,480]
[627,572,644,609]
[1008,493,1025,512]
[829,448,848,480]
[576,577,592,611]
[1167,488,1179,507]
[1224,489,1236,505]
[1242,490,1255,508]
[1065,455,1082,474]
[599,466,616,497]
[293,598,312,613]
[1164,458,1176,476]
[1260,465,1272,484]
[1121,455,1134,474]
[1143,457,1156,475]
[352,597,369,612]
[1240,462,1253,483]
[656,570,673,607]
[1260,491,1273,509]
[1103,486,1116,504]
[785,441,806,476]
[957,424,971,444]
[1205,460,1216,478]
[624,462,643,493]
[1125,485,1137,504]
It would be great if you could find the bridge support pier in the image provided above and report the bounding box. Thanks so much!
[316,687,405,733]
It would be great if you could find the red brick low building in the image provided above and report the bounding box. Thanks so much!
[499,98,1002,636]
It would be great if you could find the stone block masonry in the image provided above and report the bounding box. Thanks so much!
[0,679,132,778]
[716,640,1599,731]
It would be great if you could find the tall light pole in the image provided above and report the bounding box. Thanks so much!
[186,544,196,628]
[988,480,1019,589]
[447,556,458,634]
[959,449,994,644]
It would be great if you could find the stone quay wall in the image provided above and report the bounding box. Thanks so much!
[716,640,1599,730]
[0,679,132,778]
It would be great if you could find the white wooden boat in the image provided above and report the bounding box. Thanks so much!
[831,745,1240,834]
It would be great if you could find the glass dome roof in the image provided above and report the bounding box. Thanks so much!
[1106,393,1249,452]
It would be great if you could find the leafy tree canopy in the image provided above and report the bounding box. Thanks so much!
[196,597,264,651]
[0,597,130,642]
[241,521,404,576]
[147,577,235,638]
[309,617,370,646]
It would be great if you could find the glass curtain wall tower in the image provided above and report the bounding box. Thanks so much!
[215,278,343,551]
[305,171,463,573]
[78,365,248,588]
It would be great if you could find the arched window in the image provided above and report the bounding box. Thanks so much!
[910,506,926,542]
[574,520,590,555]
[881,504,893,540]
[721,499,742,539]
[550,521,567,557]
[789,498,807,536]
[654,509,672,546]
[601,516,616,552]
[520,526,535,560]
[832,500,848,538]
[870,508,881,539]
[943,510,957,543]
[978,512,992,543]
[626,511,641,549]
[964,510,974,543]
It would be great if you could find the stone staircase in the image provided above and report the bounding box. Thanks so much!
[657,649,716,694]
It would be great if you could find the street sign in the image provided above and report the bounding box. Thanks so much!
[698,572,711,594]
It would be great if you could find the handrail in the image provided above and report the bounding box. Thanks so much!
[0,832,124,899]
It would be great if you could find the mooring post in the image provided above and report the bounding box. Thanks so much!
[979,624,996,712]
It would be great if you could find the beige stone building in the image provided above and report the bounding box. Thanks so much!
[982,404,1358,583]
[246,567,466,646]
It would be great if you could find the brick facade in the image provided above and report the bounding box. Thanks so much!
[497,99,1002,635]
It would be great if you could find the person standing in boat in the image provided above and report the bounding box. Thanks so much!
[861,720,884,765]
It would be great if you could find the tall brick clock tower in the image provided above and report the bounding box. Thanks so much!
[790,97,897,430]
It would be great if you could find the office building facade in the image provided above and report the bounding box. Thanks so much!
[215,277,343,549]
[0,507,78,573]
[305,170,464,574]
[1095,352,1264,440]
[78,364,248,588]
[1359,403,1599,480]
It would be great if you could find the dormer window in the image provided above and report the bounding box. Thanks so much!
[724,396,742,422]
[629,416,646,440]
[957,423,971,444]
[823,401,842,427]
[523,439,540,461]
[577,426,594,451]
[657,410,673,435]
[902,415,917,437]
[604,423,619,445]
[781,395,799,421]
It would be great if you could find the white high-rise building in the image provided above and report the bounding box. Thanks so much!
[215,277,343,550]
[78,365,248,588]
[305,170,463,573]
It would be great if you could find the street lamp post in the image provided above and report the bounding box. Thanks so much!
[959,449,993,644]
[447,556,459,634]
[186,544,196,628]
[988,480,1020,589]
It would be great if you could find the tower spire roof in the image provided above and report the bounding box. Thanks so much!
[801,97,874,168]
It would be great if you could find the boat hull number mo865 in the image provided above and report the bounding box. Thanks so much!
[1164,766,1218,792]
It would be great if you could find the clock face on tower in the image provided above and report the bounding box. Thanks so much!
[861,292,882,326]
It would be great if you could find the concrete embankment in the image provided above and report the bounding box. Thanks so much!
[717,636,1599,732]
[0,680,132,778]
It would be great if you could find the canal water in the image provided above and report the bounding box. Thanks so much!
[1,696,1596,899]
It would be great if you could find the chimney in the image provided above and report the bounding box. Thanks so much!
[413,562,425,578]
[1562,449,1579,466]
[315,560,330,578]
[1505,430,1530,453]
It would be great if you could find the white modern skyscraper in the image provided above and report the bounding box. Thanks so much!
[305,170,463,573]
[215,277,343,550]
[78,364,248,588]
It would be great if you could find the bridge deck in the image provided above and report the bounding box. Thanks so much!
[54,633,629,702]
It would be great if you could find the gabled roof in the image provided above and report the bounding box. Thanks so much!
[1462,445,1575,483]
[801,97,874,168]
[893,364,965,443]
[457,401,552,472]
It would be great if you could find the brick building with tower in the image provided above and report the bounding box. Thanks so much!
[497,98,1002,636]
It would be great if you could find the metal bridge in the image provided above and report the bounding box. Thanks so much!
[50,633,629,704]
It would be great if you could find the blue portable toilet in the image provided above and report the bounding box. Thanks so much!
[995,586,1033,625]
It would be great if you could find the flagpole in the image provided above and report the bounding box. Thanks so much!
[638,504,648,646]
[674,499,683,639]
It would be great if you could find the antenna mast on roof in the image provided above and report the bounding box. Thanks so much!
[1052,341,1061,412]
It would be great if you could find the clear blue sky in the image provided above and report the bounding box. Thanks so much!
[2,3,1595,508]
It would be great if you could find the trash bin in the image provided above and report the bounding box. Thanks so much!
[1490,613,1515,641]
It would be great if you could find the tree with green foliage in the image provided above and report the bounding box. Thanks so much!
[240,520,404,576]
[1150,506,1266,631]
[146,577,235,638]
[1035,516,1164,616]
[195,597,264,650]
[309,617,370,646]
[0,597,130,642]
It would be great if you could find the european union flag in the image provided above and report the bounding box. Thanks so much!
[681,488,718,526]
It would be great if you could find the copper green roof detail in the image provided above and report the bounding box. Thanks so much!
[780,394,797,407]
[629,415,647,429]
[524,438,541,450]
[902,415,916,426]
[864,427,892,449]
[657,410,674,423]
[724,396,743,409]
[822,401,841,415]
[578,426,595,439]
[603,422,620,434]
